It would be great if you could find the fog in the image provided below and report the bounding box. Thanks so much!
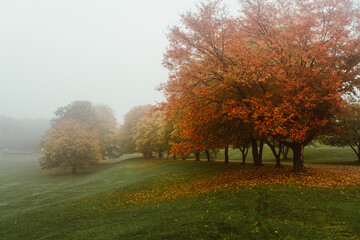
[0,0,238,121]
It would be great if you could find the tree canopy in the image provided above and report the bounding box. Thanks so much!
[51,101,121,159]
[39,119,102,174]
[161,0,360,171]
[321,100,360,162]
[118,105,152,155]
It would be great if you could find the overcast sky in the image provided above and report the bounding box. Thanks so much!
[0,0,238,122]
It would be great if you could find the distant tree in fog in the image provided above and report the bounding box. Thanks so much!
[50,101,122,159]
[39,119,102,174]
[118,105,152,154]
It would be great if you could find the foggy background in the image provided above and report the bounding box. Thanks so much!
[0,0,237,151]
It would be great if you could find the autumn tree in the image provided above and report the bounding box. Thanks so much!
[118,105,152,154]
[52,101,121,159]
[39,119,102,174]
[134,111,171,158]
[162,98,234,163]
[234,0,360,171]
[162,0,360,171]
[321,101,360,163]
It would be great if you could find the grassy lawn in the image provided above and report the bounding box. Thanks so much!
[214,144,359,165]
[0,148,360,239]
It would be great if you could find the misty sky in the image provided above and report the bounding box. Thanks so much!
[0,0,238,122]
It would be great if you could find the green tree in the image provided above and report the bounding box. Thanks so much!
[321,102,360,163]
[39,119,102,174]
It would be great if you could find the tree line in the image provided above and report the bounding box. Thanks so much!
[39,0,360,173]
[158,0,360,172]
[0,116,49,153]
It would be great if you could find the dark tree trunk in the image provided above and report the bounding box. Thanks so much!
[205,150,211,161]
[166,150,170,159]
[143,152,153,159]
[252,139,263,166]
[158,151,163,159]
[224,146,229,164]
[348,143,360,163]
[239,147,249,164]
[194,150,200,161]
[292,143,305,172]
[275,156,282,169]
[266,140,282,168]
[173,155,177,160]
[181,155,187,161]
[281,146,290,160]
[259,140,264,163]
[252,138,259,166]
[72,166,76,174]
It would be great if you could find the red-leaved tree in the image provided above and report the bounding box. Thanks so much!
[162,0,360,171]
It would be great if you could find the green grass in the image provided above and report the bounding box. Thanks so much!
[213,144,359,165]
[0,148,360,239]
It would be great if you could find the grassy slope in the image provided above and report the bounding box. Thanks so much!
[0,149,360,239]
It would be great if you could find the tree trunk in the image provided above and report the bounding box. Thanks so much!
[266,140,282,168]
[281,146,289,160]
[275,156,282,168]
[252,138,259,166]
[158,151,163,159]
[224,146,229,164]
[240,147,249,164]
[72,166,76,174]
[194,150,200,161]
[252,139,263,166]
[181,155,187,161]
[173,155,177,160]
[292,143,305,172]
[348,143,360,163]
[205,150,211,162]
[259,140,264,164]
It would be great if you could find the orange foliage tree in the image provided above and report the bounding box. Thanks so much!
[161,0,360,171]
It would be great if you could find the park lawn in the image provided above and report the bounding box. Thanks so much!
[214,144,359,165]
[0,150,360,239]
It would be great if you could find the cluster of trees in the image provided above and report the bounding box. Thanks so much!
[158,0,360,171]
[40,102,164,174]
[118,105,173,159]
[39,0,360,174]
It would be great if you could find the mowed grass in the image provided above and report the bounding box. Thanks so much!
[0,147,360,240]
[214,144,359,165]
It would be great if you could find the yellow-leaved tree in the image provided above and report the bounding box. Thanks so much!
[39,118,102,174]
